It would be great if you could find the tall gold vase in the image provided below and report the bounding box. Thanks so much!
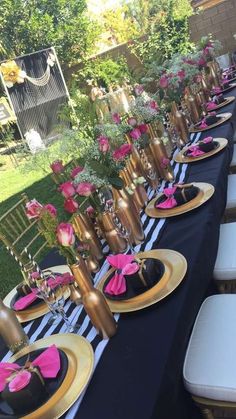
[207,61,221,89]
[72,213,103,260]
[126,160,148,207]
[119,168,140,214]
[170,102,189,145]
[184,87,202,124]
[147,123,174,182]
[97,211,127,254]
[70,260,117,339]
[112,188,145,245]
[137,146,159,189]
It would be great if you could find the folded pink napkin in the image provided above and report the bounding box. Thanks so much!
[0,345,60,393]
[13,291,38,311]
[198,118,208,129]
[105,254,139,296]
[187,145,205,157]
[206,101,217,111]
[212,87,222,94]
[155,186,177,209]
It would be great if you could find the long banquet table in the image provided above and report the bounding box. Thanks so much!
[1,88,236,419]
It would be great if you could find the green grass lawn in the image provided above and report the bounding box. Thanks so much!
[0,154,65,299]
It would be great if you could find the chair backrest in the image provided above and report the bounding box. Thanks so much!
[0,193,48,269]
[51,158,79,185]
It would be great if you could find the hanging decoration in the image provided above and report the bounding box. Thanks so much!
[0,53,56,88]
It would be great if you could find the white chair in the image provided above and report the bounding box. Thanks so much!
[213,222,236,292]
[183,294,236,419]
[225,174,236,211]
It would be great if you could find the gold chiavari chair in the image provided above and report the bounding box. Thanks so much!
[0,192,48,279]
[51,158,80,185]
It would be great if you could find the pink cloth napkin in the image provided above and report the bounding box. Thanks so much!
[212,87,222,94]
[206,101,217,111]
[155,186,178,209]
[13,291,38,311]
[187,145,205,157]
[0,345,60,393]
[105,254,139,296]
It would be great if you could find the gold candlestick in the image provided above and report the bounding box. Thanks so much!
[70,261,117,339]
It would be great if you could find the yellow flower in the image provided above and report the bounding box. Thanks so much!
[0,60,26,88]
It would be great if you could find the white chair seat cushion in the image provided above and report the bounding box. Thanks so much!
[183,294,236,402]
[226,174,236,209]
[213,222,236,280]
[230,144,236,166]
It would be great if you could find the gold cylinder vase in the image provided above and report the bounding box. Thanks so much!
[70,261,117,339]
[112,188,145,245]
[126,160,148,208]
[170,102,189,144]
[97,211,127,254]
[184,87,202,124]
[72,213,103,260]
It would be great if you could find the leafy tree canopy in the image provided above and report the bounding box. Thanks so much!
[0,0,101,67]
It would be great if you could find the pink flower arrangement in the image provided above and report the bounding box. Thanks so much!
[44,204,57,218]
[111,113,121,124]
[112,143,132,161]
[177,70,186,81]
[71,166,84,179]
[197,57,207,67]
[149,100,159,110]
[25,199,43,219]
[76,182,96,197]
[86,206,95,217]
[50,160,64,174]
[98,135,110,153]
[64,198,79,214]
[130,128,142,140]
[160,157,170,169]
[56,223,75,247]
[59,181,76,198]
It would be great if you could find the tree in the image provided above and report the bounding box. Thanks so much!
[102,5,139,44]
[0,0,101,68]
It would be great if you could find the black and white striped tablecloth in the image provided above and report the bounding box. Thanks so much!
[0,132,201,418]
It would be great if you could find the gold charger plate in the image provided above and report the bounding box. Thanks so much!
[8,334,94,419]
[189,112,232,133]
[207,96,235,111]
[174,137,228,163]
[4,265,71,323]
[145,182,214,219]
[97,249,187,313]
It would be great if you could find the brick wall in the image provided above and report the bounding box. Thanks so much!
[189,0,236,55]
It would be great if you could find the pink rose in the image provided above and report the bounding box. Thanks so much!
[138,124,148,134]
[177,70,185,80]
[130,128,142,140]
[9,370,31,392]
[59,181,76,198]
[71,166,84,179]
[56,223,75,247]
[50,160,64,174]
[64,198,79,213]
[160,157,170,168]
[44,204,57,217]
[183,58,196,65]
[149,100,159,110]
[76,182,96,197]
[159,75,169,89]
[98,135,110,153]
[31,271,40,279]
[134,84,144,95]
[86,206,95,217]
[25,199,43,219]
[198,57,207,67]
[112,143,132,161]
[127,117,137,127]
[112,113,121,124]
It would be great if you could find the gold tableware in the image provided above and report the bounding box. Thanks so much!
[2,333,94,419]
[145,182,214,218]
[70,261,117,339]
[189,112,232,133]
[97,249,187,313]
[174,138,228,164]
[4,265,71,323]
[206,96,235,112]
[215,83,236,94]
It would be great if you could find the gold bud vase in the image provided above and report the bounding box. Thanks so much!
[147,124,174,182]
[184,87,202,124]
[70,261,117,339]
[207,61,221,89]
[112,188,145,245]
[126,160,148,208]
[137,145,159,189]
[170,102,189,144]
[72,213,103,260]
[97,211,127,254]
